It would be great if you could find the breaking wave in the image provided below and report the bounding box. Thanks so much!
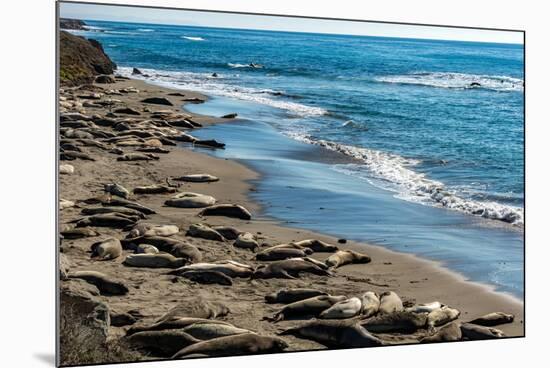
[286,133,524,226]
[117,66,326,117]
[182,36,205,41]
[375,72,524,92]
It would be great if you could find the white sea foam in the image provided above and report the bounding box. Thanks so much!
[137,28,154,32]
[117,66,326,117]
[182,36,205,41]
[286,132,524,226]
[376,72,524,92]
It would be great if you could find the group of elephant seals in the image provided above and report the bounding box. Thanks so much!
[68,270,129,295]
[325,249,371,268]
[252,258,332,279]
[280,320,383,348]
[121,236,202,263]
[172,333,288,359]
[90,237,122,260]
[265,288,328,304]
[124,253,186,268]
[170,260,254,278]
[266,295,347,322]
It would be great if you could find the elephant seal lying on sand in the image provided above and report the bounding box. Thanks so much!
[292,239,339,252]
[124,253,186,268]
[90,238,122,260]
[255,247,312,261]
[126,330,200,357]
[199,204,252,220]
[360,291,380,317]
[169,260,254,278]
[68,270,129,295]
[266,295,347,322]
[361,311,428,333]
[75,214,138,228]
[212,226,241,240]
[280,320,383,348]
[265,288,328,304]
[81,206,146,219]
[174,174,219,183]
[178,270,233,286]
[121,236,202,263]
[427,306,460,330]
[128,318,232,336]
[420,322,462,343]
[133,185,177,194]
[460,323,505,340]
[325,250,371,268]
[157,298,230,322]
[104,183,130,199]
[117,153,159,161]
[60,227,100,239]
[172,333,288,359]
[378,291,404,314]
[187,223,225,241]
[182,321,250,340]
[467,312,514,326]
[320,297,363,319]
[128,223,179,238]
[164,192,216,208]
[234,232,259,250]
[253,258,333,279]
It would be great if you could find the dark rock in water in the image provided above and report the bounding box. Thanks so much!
[114,107,141,115]
[132,67,143,75]
[95,74,115,84]
[183,97,205,103]
[167,92,186,97]
[221,113,238,119]
[141,97,174,106]
[60,18,87,30]
[194,139,225,149]
[470,82,482,87]
[211,73,218,77]
[338,239,347,244]
[59,31,116,86]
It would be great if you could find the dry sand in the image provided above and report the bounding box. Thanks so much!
[58,77,524,362]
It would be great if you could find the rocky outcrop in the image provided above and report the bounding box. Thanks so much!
[59,31,116,86]
[60,18,87,30]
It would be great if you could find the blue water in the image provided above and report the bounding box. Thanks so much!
[65,20,524,298]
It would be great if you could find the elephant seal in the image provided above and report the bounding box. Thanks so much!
[199,204,252,220]
[75,214,138,228]
[60,227,99,239]
[90,238,122,260]
[427,306,460,330]
[117,153,159,161]
[211,226,241,240]
[174,174,219,183]
[131,243,156,254]
[280,320,383,348]
[292,239,339,252]
[99,196,156,215]
[170,260,253,278]
[110,310,138,327]
[69,270,129,295]
[467,312,514,326]
[325,250,371,268]
[182,322,250,340]
[253,258,333,279]
[266,295,347,322]
[420,322,462,343]
[265,288,328,304]
[164,192,216,208]
[460,323,505,340]
[60,151,95,161]
[59,198,75,210]
[124,253,186,268]
[127,318,231,336]
[187,223,225,241]
[158,298,230,322]
[81,206,146,219]
[59,164,74,175]
[407,301,443,314]
[360,291,380,317]
[128,223,179,238]
[320,297,362,319]
[172,333,288,359]
[121,236,202,263]
[378,291,404,314]
[178,270,233,286]
[133,185,177,194]
[104,183,130,199]
[234,232,259,250]
[126,330,201,357]
[361,311,427,333]
[255,247,312,261]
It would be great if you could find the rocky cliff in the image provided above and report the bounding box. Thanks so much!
[59,31,117,86]
[60,18,87,30]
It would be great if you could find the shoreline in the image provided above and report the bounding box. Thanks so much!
[59,76,523,363]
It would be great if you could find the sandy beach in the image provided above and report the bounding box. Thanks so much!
[58,76,523,365]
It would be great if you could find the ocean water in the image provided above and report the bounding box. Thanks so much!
[66,20,524,297]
